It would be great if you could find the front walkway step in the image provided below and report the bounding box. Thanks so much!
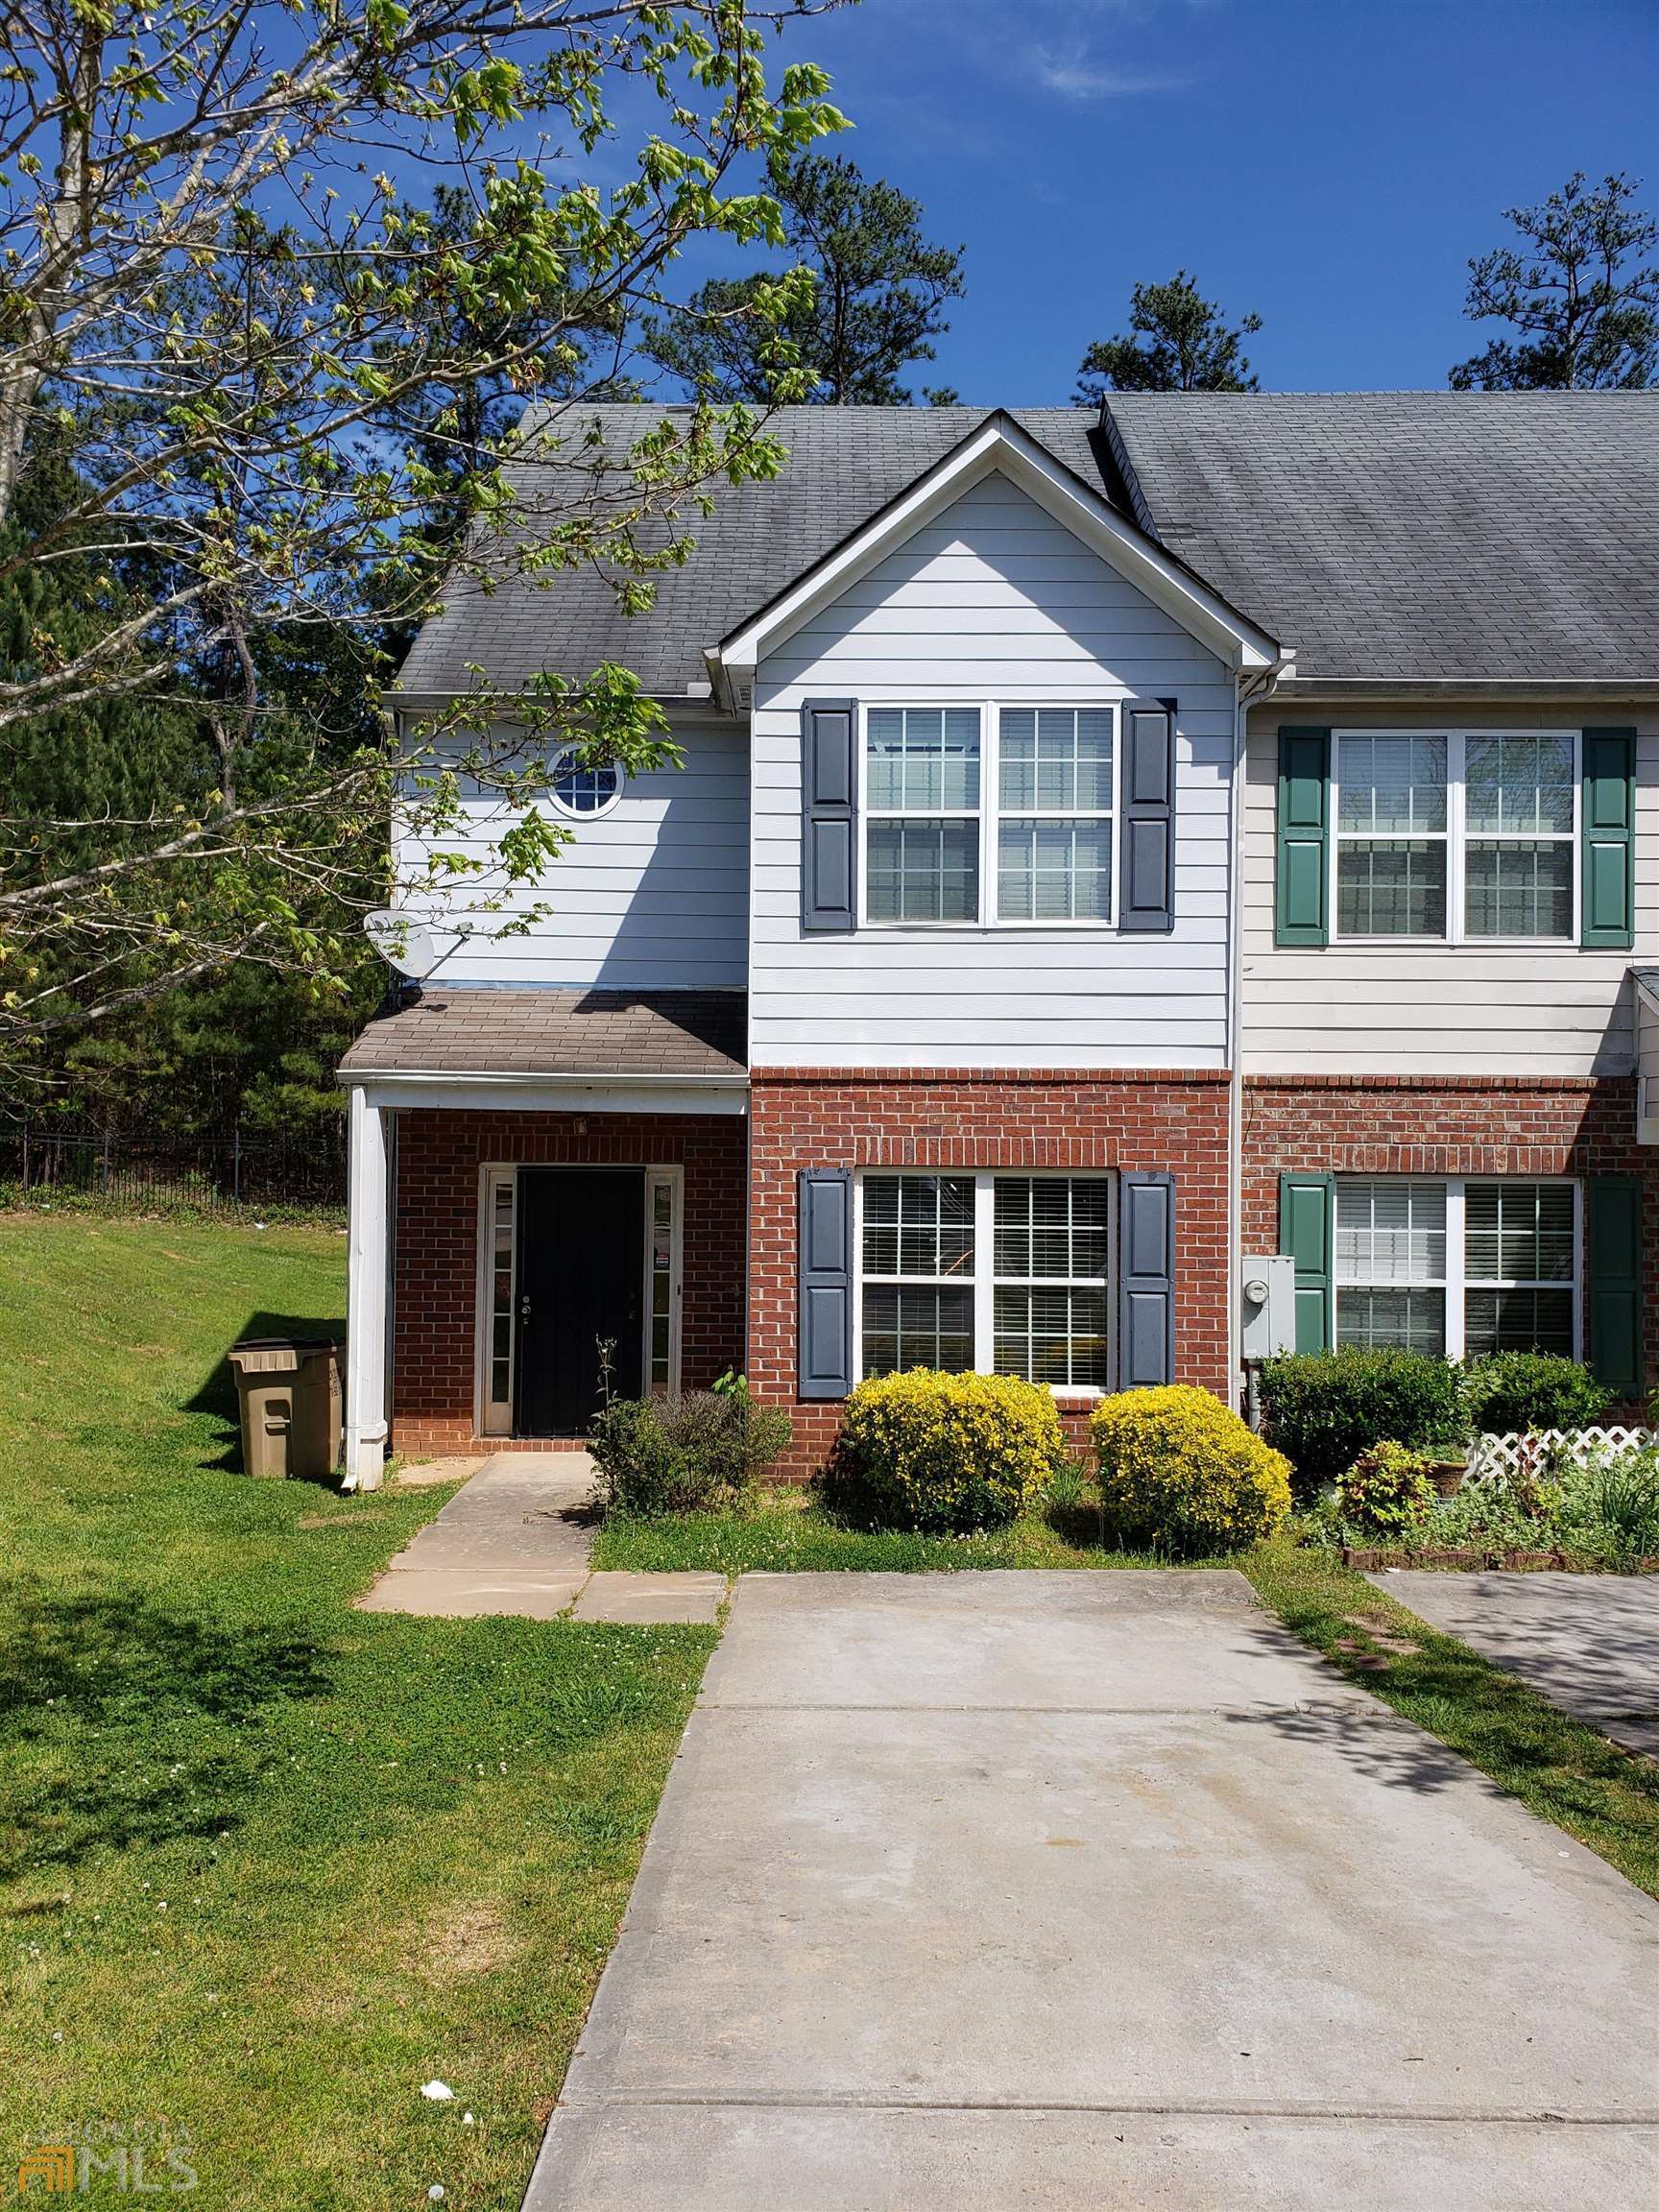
[358,1453,726,1623]
[572,1573,726,1624]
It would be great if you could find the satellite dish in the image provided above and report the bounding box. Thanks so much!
[364,908,442,980]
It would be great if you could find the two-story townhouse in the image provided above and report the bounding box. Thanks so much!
[336,393,1659,1484]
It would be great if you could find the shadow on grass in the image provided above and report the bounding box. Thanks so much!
[0,1586,333,1879]
[185,1309,348,1472]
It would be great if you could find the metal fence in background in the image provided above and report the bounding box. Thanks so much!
[0,1123,349,1215]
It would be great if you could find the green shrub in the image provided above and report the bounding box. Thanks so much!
[1461,1352,1611,1435]
[1258,1347,1466,1493]
[589,1389,792,1519]
[826,1370,1070,1534]
[1091,1385,1291,1555]
[1561,1447,1659,1563]
[1339,1442,1435,1538]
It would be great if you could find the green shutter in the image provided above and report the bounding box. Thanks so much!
[1276,727,1331,947]
[1587,1175,1644,1398]
[1581,728,1635,950]
[1279,1171,1334,1354]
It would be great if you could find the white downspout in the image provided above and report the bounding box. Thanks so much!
[1228,659,1289,1409]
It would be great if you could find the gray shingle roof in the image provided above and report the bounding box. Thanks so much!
[394,393,1659,699]
[395,405,1113,700]
[1103,391,1659,685]
[339,987,746,1078]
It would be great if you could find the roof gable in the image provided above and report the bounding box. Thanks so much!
[710,411,1280,693]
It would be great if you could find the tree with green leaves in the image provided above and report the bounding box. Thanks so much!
[644,153,965,403]
[0,0,846,1090]
[1074,272,1262,400]
[1450,171,1659,391]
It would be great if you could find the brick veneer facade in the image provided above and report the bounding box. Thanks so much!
[1242,1074,1658,1400]
[390,1107,746,1455]
[748,1070,1234,1475]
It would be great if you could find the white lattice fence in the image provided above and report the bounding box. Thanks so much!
[1464,1427,1656,1481]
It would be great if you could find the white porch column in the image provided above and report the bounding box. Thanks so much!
[343,1085,391,1489]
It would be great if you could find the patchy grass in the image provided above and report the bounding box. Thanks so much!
[1245,1538,1659,1901]
[590,1485,1222,1575]
[0,1213,712,2210]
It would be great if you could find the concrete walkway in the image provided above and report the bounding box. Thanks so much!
[355,1454,723,1623]
[525,1571,1659,2211]
[1373,1570,1659,1759]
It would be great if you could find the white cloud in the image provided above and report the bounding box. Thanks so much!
[1027,42,1189,98]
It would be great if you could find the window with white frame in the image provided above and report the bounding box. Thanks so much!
[1334,1176,1578,1358]
[862,704,1117,926]
[997,709,1115,922]
[1334,732,1577,942]
[858,1171,1112,1388]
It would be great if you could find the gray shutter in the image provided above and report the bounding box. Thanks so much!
[1118,1171,1175,1388]
[1118,699,1176,933]
[799,1168,853,1399]
[802,698,856,931]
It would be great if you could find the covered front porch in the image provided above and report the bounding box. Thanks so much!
[338,988,748,1486]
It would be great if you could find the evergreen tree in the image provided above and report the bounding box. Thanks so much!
[1075,272,1262,399]
[645,155,965,404]
[1450,171,1659,391]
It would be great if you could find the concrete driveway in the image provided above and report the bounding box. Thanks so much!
[524,1572,1659,2211]
[1372,1570,1659,1759]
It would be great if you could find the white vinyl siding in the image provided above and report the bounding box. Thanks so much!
[751,469,1237,1070]
[856,1170,1112,1390]
[394,712,748,987]
[1334,1175,1580,1359]
[1242,707,1659,1077]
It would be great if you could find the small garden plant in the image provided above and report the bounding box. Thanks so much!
[826,1369,1070,1535]
[1092,1384,1291,1555]
[589,1385,792,1519]
[1337,1441,1435,1539]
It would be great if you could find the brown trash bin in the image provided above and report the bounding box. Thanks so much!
[228,1339,343,1479]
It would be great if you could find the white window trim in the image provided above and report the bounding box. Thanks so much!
[1334,1175,1582,1360]
[1330,730,1580,948]
[855,699,1121,932]
[472,1161,684,1437]
[852,1168,1116,1396]
[547,747,626,821]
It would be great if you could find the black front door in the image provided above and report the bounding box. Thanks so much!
[514,1168,645,1436]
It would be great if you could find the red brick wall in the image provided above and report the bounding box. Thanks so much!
[1241,1074,1657,1398]
[391,1109,747,1455]
[748,1070,1234,1475]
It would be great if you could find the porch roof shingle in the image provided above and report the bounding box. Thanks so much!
[338,987,747,1079]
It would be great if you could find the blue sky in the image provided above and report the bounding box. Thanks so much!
[684,0,1658,401]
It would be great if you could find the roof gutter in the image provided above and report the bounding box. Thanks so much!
[1272,677,1659,701]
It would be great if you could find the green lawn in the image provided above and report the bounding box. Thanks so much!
[589,1486,1213,1574]
[0,1213,713,2211]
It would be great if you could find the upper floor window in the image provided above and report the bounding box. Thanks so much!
[549,749,624,819]
[861,704,1117,928]
[1334,731,1577,943]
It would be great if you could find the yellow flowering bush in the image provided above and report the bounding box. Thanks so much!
[1091,1385,1291,1555]
[828,1370,1071,1533]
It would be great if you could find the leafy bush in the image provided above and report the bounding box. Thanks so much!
[1091,1385,1291,1555]
[1258,1347,1466,1493]
[589,1389,792,1519]
[1461,1352,1611,1435]
[1560,1447,1659,1563]
[826,1370,1070,1534]
[1339,1442,1434,1539]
